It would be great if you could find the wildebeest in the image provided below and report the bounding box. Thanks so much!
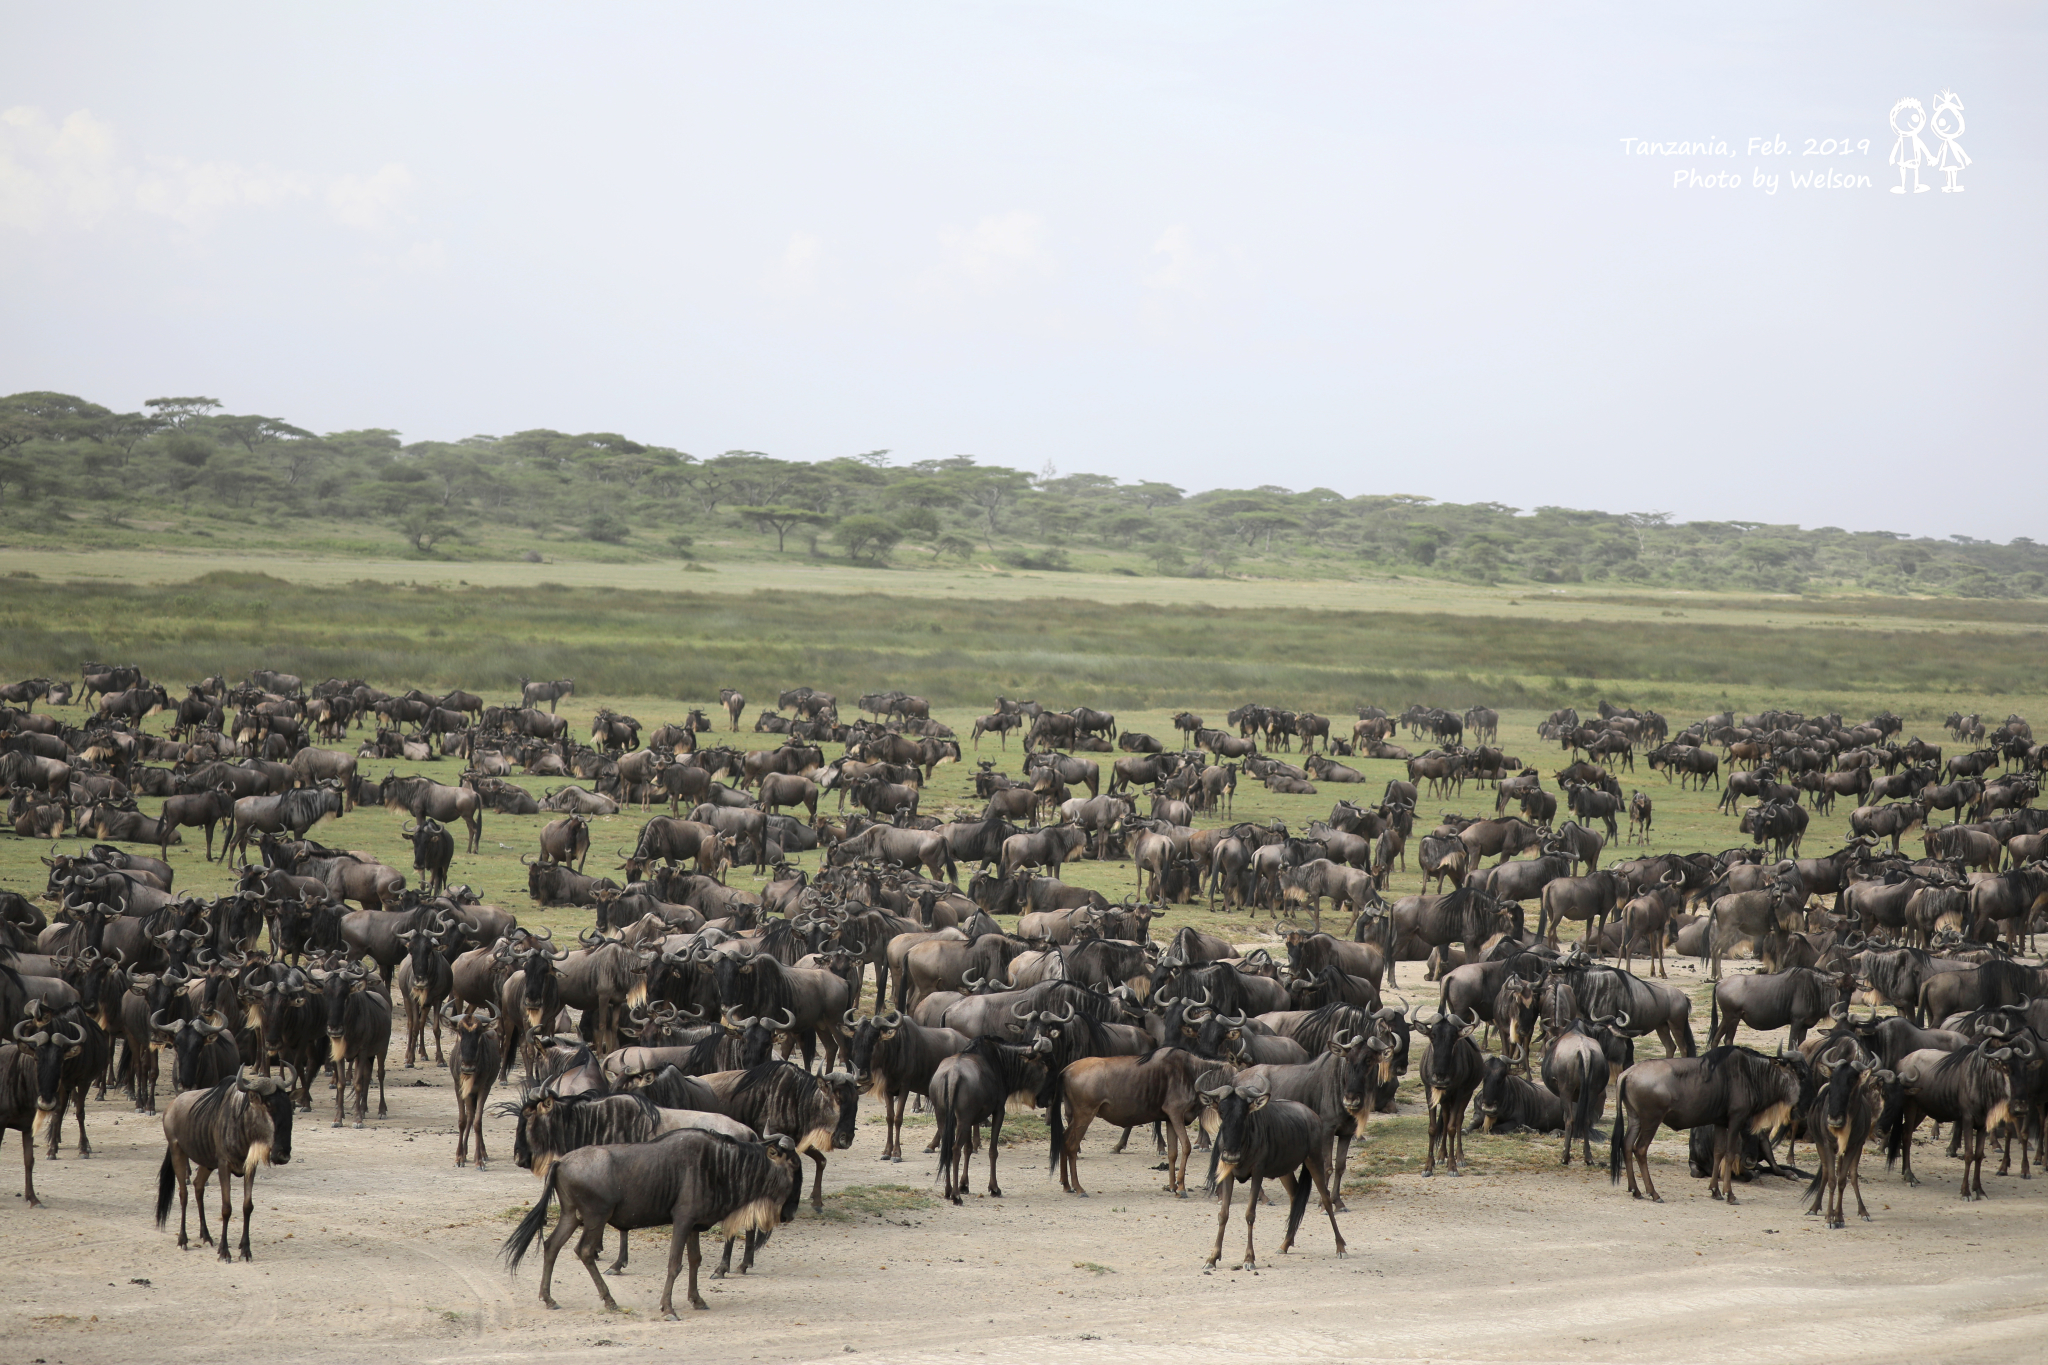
[1611,1046,1800,1204]
[154,1065,297,1260]
[227,784,347,867]
[444,1002,502,1167]
[1198,1077,1347,1269]
[0,1039,41,1205]
[1047,1048,1209,1197]
[848,1010,970,1162]
[1709,967,1846,1050]
[399,817,455,897]
[932,1035,1051,1203]
[382,773,485,853]
[1886,1038,2035,1198]
[313,962,390,1127]
[1416,1008,1484,1175]
[1802,1046,1883,1227]
[501,1128,798,1317]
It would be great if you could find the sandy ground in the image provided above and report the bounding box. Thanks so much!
[6,1010,2047,1365]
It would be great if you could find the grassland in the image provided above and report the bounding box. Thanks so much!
[1,560,2039,1027]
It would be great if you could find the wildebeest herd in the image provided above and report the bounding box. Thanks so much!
[3,669,2046,1319]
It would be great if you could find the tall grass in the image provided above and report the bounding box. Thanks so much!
[0,572,2041,715]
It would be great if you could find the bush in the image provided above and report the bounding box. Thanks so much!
[584,512,629,544]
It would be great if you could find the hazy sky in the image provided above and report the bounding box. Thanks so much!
[2,4,2041,540]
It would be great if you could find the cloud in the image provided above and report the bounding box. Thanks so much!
[327,163,413,231]
[922,211,1053,294]
[766,230,824,297]
[0,106,124,230]
[1144,224,1213,295]
[0,106,408,234]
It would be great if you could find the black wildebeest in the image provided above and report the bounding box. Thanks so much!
[502,1128,799,1317]
[1611,1046,1800,1204]
[399,817,455,897]
[154,1065,297,1261]
[1199,1077,1347,1269]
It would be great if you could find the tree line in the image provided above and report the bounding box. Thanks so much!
[1,389,2040,597]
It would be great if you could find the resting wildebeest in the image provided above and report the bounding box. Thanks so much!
[1610,1046,1799,1204]
[501,1128,799,1317]
[1198,1077,1347,1269]
[154,1065,297,1260]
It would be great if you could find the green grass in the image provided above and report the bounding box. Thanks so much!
[0,565,2037,990]
[817,1185,939,1223]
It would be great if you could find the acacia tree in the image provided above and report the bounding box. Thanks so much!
[733,504,833,552]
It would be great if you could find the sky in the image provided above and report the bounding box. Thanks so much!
[1,3,2041,541]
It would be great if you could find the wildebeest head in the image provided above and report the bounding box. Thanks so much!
[13,1011,86,1115]
[1201,1077,1271,1181]
[1337,1023,1396,1115]
[1419,1008,1481,1089]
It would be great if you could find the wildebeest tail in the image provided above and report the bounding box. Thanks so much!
[501,1166,559,1268]
[1708,988,1718,1050]
[935,1096,959,1195]
[155,1149,176,1228]
[1045,1080,1066,1173]
[1572,1057,1604,1149]
[1608,1077,1628,1184]
[1284,1161,1313,1244]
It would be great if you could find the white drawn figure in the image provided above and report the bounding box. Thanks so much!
[1888,97,1933,194]
[1929,89,1969,192]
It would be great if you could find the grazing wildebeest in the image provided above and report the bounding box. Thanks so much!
[1198,1077,1347,1269]
[154,1065,297,1260]
[1610,1046,1800,1204]
[539,815,592,873]
[501,1128,799,1317]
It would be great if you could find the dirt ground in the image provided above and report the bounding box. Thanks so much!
[6,1001,2046,1365]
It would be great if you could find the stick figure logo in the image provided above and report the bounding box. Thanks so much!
[1928,90,1969,193]
[1888,97,1933,194]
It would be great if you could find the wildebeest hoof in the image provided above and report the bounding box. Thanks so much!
[1336,1250,1349,1258]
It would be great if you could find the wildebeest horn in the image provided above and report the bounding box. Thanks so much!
[236,1064,257,1089]
[11,1020,43,1044]
[771,1007,796,1031]
[1612,1010,1630,1028]
[150,1009,177,1034]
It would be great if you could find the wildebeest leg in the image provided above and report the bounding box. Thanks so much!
[192,1161,217,1245]
[1206,1176,1235,1266]
[213,1166,238,1260]
[1330,1131,1353,1211]
[19,1126,38,1207]
[809,1148,828,1209]
[237,1168,257,1260]
[572,1216,618,1310]
[985,1114,1004,1197]
[605,1228,629,1274]
[1167,1114,1190,1197]
[333,1055,348,1127]
[714,1233,736,1278]
[376,1048,388,1118]
[1240,1176,1263,1267]
[1847,1144,1871,1221]
[71,1084,90,1156]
